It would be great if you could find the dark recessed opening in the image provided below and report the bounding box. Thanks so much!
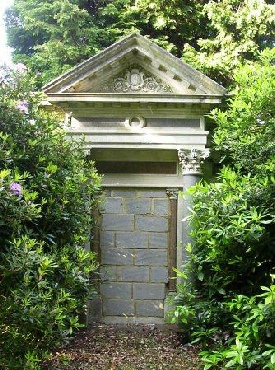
[96,161,177,174]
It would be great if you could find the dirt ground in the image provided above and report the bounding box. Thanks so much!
[41,324,202,370]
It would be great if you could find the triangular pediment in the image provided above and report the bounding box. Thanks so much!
[43,33,226,97]
[84,65,174,94]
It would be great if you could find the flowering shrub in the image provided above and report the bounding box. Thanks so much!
[16,100,29,114]
[0,65,101,369]
[10,181,23,196]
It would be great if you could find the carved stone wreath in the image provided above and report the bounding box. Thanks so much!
[104,67,172,93]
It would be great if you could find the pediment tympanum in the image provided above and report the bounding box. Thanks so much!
[100,66,172,94]
[43,33,226,99]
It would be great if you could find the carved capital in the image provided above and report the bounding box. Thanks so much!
[83,149,90,156]
[166,188,178,199]
[178,148,209,175]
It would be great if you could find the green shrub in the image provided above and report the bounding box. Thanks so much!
[0,64,101,369]
[189,168,274,299]
[171,267,230,347]
[172,50,275,369]
[200,283,275,369]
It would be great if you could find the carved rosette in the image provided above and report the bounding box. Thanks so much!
[105,67,172,93]
[178,148,209,175]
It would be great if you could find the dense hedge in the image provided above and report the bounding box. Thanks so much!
[173,49,275,369]
[0,64,101,369]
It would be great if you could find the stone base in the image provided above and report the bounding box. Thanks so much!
[87,296,102,323]
[102,316,165,325]
[87,295,177,326]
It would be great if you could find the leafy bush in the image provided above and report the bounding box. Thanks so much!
[189,168,274,299]
[171,267,230,347]
[201,283,275,369]
[0,64,100,369]
[172,50,275,369]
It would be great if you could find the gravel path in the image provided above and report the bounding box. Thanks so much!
[41,324,201,370]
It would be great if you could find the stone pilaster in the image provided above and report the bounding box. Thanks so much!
[166,188,178,291]
[178,148,209,269]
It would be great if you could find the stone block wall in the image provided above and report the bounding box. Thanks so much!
[99,188,170,322]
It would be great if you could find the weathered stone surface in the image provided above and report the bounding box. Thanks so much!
[100,265,117,281]
[103,197,123,213]
[125,198,151,215]
[112,190,136,197]
[98,186,170,323]
[87,296,102,322]
[101,248,133,265]
[116,232,148,249]
[101,282,132,299]
[100,189,110,197]
[153,199,169,216]
[102,214,134,231]
[135,300,164,317]
[149,233,168,248]
[102,316,164,324]
[150,266,169,283]
[135,216,168,232]
[137,190,167,198]
[118,266,149,282]
[100,231,115,248]
[133,283,166,299]
[135,249,167,266]
[103,299,135,316]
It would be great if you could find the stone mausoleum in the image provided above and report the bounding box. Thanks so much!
[43,33,226,324]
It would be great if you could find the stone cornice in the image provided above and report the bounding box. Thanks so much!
[46,93,223,105]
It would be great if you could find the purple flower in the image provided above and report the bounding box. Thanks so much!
[16,100,29,114]
[10,182,23,196]
[14,63,27,73]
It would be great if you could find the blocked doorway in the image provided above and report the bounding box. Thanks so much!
[98,187,178,323]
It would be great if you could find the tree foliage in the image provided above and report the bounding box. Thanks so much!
[6,0,209,84]
[5,0,101,84]
[5,0,274,85]
[0,65,101,369]
[97,0,211,55]
[182,0,275,85]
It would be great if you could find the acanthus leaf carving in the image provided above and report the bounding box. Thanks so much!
[178,148,209,174]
